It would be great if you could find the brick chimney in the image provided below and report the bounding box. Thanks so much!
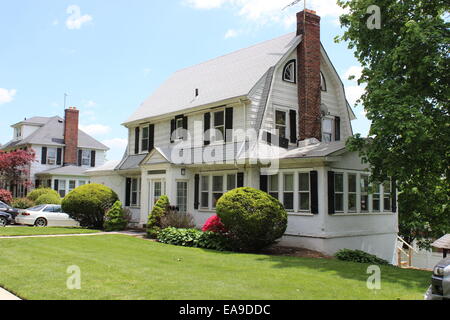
[297,10,322,141]
[63,107,79,166]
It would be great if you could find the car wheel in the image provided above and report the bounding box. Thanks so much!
[0,217,7,227]
[34,218,48,227]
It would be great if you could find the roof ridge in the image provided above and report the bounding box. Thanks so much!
[174,32,295,74]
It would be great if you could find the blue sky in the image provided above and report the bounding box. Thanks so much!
[0,0,369,161]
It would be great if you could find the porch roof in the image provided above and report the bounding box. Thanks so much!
[432,235,450,250]
[36,165,88,177]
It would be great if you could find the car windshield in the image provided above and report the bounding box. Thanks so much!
[27,205,46,211]
[0,201,11,209]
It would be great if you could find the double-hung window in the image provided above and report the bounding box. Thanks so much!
[58,180,66,198]
[141,127,149,152]
[348,174,357,212]
[322,118,333,143]
[213,111,225,142]
[176,181,188,213]
[334,173,344,212]
[298,173,310,211]
[383,181,392,212]
[47,148,57,165]
[372,183,381,212]
[226,174,236,191]
[283,174,294,211]
[131,178,141,207]
[81,150,91,166]
[360,175,369,212]
[269,175,279,200]
[212,176,224,208]
[201,176,209,209]
[275,110,287,139]
[69,180,76,193]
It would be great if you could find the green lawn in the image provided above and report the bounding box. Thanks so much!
[0,235,431,300]
[0,227,100,237]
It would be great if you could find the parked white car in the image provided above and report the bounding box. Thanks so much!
[15,204,80,227]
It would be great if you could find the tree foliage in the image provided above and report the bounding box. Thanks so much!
[0,149,36,189]
[337,0,449,247]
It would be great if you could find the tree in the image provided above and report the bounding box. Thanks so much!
[337,0,449,247]
[0,149,36,192]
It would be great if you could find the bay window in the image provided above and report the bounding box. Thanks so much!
[283,174,294,211]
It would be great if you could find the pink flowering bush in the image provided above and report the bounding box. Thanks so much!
[202,215,228,234]
[0,189,13,204]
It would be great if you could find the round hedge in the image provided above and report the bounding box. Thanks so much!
[27,188,60,202]
[216,187,288,252]
[62,184,119,229]
[35,193,61,205]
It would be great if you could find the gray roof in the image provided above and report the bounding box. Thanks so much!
[125,33,298,124]
[432,235,450,250]
[12,117,50,127]
[36,165,88,177]
[2,116,109,151]
[116,153,147,171]
[86,160,121,173]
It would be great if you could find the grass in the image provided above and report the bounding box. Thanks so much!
[0,227,100,237]
[0,235,431,300]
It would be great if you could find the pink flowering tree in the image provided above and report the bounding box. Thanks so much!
[0,149,36,193]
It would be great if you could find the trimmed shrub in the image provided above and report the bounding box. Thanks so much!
[0,189,13,204]
[11,198,35,209]
[104,201,128,231]
[335,249,389,265]
[216,187,288,252]
[157,227,232,251]
[27,188,59,202]
[160,211,196,230]
[62,184,119,229]
[147,195,170,238]
[35,193,61,205]
[202,215,227,234]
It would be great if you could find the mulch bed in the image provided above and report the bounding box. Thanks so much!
[261,245,333,259]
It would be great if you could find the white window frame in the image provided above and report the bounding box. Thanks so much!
[200,176,210,209]
[283,173,295,212]
[360,174,370,212]
[212,109,225,143]
[334,172,345,213]
[283,60,296,83]
[322,117,334,143]
[347,173,358,213]
[298,172,311,212]
[58,180,67,198]
[268,174,279,200]
[130,178,141,207]
[81,150,91,166]
[69,180,76,192]
[47,148,57,165]
[141,126,149,152]
[176,180,188,213]
[275,109,288,140]
[199,172,237,211]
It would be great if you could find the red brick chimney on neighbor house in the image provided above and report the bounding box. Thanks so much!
[297,9,322,141]
[63,107,79,166]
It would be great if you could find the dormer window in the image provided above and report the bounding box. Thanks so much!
[14,127,22,139]
[320,72,327,91]
[283,60,296,83]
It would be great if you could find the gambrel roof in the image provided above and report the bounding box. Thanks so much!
[125,33,299,124]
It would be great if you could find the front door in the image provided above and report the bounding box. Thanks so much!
[149,179,166,212]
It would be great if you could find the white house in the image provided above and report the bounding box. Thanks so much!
[88,10,398,262]
[1,107,109,197]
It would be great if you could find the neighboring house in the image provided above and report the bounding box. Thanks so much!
[87,10,398,262]
[1,107,108,197]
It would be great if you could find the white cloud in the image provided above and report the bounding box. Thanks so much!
[66,5,93,30]
[84,100,97,108]
[0,88,17,105]
[79,124,111,135]
[345,85,366,107]
[344,65,363,81]
[184,0,345,27]
[102,138,128,150]
[224,29,239,39]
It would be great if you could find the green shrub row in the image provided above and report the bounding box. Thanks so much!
[157,227,232,251]
[335,249,389,265]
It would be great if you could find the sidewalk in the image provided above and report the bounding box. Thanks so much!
[0,287,21,300]
[0,231,146,240]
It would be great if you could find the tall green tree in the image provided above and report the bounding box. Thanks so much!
[336,0,449,247]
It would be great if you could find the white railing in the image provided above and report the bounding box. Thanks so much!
[397,236,418,268]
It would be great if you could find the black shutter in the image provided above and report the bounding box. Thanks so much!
[260,175,268,193]
[54,179,59,192]
[204,113,211,146]
[194,174,200,210]
[289,110,297,144]
[125,178,132,207]
[56,148,62,165]
[225,107,233,143]
[90,150,96,167]
[41,147,47,164]
[149,124,155,152]
[77,150,82,167]
[392,180,397,213]
[335,117,341,141]
[328,171,335,214]
[170,119,176,143]
[237,173,244,188]
[310,171,319,214]
[135,127,140,154]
